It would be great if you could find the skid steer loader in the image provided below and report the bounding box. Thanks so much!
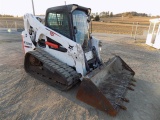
[22,4,136,116]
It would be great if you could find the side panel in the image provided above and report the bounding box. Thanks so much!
[85,51,93,61]
[21,31,35,53]
[91,37,102,62]
[146,22,159,47]
[146,22,154,46]
[146,34,154,46]
[23,13,87,76]
[153,25,160,49]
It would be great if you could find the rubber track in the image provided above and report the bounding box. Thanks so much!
[25,48,81,91]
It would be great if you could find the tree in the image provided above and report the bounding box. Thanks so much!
[90,15,94,19]
[94,15,100,21]
[110,12,113,17]
[106,11,109,17]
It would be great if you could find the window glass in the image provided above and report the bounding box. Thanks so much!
[47,12,70,38]
[72,10,89,45]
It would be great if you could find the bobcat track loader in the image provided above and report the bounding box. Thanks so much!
[22,4,136,116]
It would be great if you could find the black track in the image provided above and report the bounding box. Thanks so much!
[24,49,81,91]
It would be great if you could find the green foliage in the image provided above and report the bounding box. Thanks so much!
[90,15,94,19]
[94,15,100,21]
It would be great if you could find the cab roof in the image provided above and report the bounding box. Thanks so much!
[46,4,91,15]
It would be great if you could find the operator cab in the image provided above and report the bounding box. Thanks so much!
[45,4,99,70]
[45,4,91,49]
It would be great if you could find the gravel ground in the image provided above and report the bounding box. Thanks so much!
[0,32,160,120]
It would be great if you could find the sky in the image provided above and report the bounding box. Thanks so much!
[0,0,160,16]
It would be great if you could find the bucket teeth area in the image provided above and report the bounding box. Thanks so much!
[121,98,129,102]
[132,79,137,82]
[129,83,136,86]
[98,73,135,111]
[77,56,136,116]
[116,104,127,110]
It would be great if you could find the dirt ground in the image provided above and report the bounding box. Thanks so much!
[100,16,151,25]
[0,32,160,120]
[92,22,149,35]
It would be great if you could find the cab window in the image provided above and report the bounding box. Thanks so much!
[47,12,71,39]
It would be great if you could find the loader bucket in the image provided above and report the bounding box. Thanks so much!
[76,56,135,116]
